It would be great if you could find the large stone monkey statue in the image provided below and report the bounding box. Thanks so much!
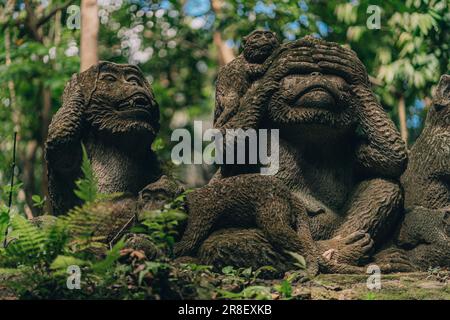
[176,34,409,273]
[45,61,162,215]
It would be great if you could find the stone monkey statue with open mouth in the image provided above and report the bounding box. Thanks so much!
[45,62,185,252]
[46,61,164,215]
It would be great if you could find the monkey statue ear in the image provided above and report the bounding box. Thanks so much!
[433,74,450,111]
[242,35,249,46]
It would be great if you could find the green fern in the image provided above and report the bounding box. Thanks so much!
[74,144,98,203]
[58,203,109,256]
[0,215,63,267]
[0,205,9,246]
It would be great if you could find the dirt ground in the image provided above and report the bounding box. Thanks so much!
[289,272,450,300]
[1,268,449,300]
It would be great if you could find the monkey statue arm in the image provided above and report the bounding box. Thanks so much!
[45,74,86,174]
[352,86,408,178]
[312,43,407,178]
[219,42,318,132]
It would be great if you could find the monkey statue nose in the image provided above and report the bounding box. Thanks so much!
[311,71,322,77]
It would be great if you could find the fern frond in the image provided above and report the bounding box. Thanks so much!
[74,144,98,202]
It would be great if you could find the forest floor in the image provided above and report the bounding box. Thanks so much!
[1,269,449,300]
[288,272,450,300]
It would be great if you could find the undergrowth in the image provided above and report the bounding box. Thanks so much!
[0,146,309,300]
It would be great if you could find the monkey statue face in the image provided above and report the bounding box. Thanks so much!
[138,175,184,211]
[268,71,356,141]
[243,30,279,64]
[82,62,160,142]
[428,74,450,127]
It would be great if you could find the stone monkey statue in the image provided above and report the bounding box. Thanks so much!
[391,74,450,269]
[178,34,408,274]
[45,61,162,215]
[402,74,450,211]
[174,174,320,275]
[138,174,185,212]
[214,30,280,128]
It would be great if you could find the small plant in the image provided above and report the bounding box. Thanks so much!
[274,279,293,299]
[133,192,188,254]
[365,292,377,300]
[74,144,98,203]
[31,195,45,209]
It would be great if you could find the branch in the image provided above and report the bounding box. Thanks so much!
[37,0,76,28]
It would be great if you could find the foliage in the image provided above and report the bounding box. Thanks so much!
[1,0,447,215]
[0,153,308,299]
[133,191,188,253]
[0,0,448,300]
[73,144,98,203]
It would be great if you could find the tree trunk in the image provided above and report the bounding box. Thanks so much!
[22,140,39,218]
[4,27,19,132]
[398,94,408,145]
[211,0,235,66]
[41,88,53,215]
[80,0,99,72]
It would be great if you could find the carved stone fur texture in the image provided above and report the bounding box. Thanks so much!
[395,74,450,269]
[177,33,408,274]
[45,61,162,215]
[214,30,280,128]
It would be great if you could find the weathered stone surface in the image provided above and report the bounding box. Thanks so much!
[176,32,409,274]
[382,74,450,270]
[45,61,162,215]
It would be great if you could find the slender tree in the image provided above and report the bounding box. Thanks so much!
[80,0,99,71]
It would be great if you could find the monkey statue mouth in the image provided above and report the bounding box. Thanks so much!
[295,86,337,111]
[117,92,160,131]
[89,90,161,138]
[293,83,344,112]
[117,93,154,119]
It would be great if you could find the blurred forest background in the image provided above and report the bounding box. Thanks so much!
[0,0,449,218]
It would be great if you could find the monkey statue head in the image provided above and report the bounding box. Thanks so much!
[79,61,160,145]
[266,38,358,143]
[46,61,162,215]
[426,74,450,128]
[243,30,280,64]
[268,72,357,142]
[138,175,185,212]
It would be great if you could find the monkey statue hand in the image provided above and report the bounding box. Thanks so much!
[312,42,407,178]
[221,41,318,131]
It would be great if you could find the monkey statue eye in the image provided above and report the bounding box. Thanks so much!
[102,74,117,82]
[127,76,141,86]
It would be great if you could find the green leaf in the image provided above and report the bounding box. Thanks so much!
[286,251,307,270]
[221,266,235,275]
[0,206,10,246]
[274,279,292,299]
[74,144,98,203]
[50,255,88,270]
[32,195,45,208]
[92,238,125,274]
